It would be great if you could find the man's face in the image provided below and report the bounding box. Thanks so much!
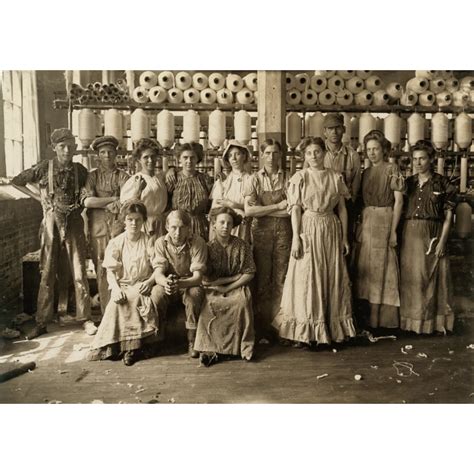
[324,125,344,145]
[262,145,281,171]
[54,138,77,165]
[97,144,117,170]
[166,217,189,246]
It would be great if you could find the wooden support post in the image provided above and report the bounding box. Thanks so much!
[257,71,286,169]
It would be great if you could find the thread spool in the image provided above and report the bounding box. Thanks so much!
[342,112,352,144]
[236,88,254,105]
[460,76,474,90]
[336,89,353,106]
[436,92,452,107]
[226,74,244,93]
[400,91,418,107]
[243,73,258,92]
[431,113,449,150]
[407,77,429,94]
[310,75,327,93]
[354,90,373,106]
[158,71,174,90]
[346,77,364,94]
[132,86,149,103]
[356,70,372,79]
[429,78,446,94]
[314,70,336,78]
[286,88,302,105]
[460,157,469,193]
[139,71,158,89]
[216,88,233,105]
[156,110,175,149]
[167,88,184,104]
[407,113,426,146]
[295,73,310,91]
[307,112,325,138]
[337,70,355,80]
[207,72,224,91]
[319,89,336,106]
[418,91,435,107]
[438,70,454,80]
[131,109,150,143]
[214,157,222,177]
[286,112,302,149]
[445,78,460,93]
[359,113,376,147]
[199,131,208,152]
[183,88,200,104]
[208,110,226,148]
[234,110,251,145]
[415,70,436,80]
[78,108,96,148]
[183,110,200,144]
[386,82,403,102]
[302,89,318,106]
[192,72,208,91]
[251,131,258,152]
[104,109,124,146]
[351,115,359,141]
[148,86,167,104]
[175,71,192,91]
[125,70,135,95]
[384,113,401,147]
[373,90,390,106]
[327,75,344,93]
[453,90,470,107]
[375,118,384,133]
[365,75,383,92]
[455,113,472,149]
[200,88,217,105]
[285,73,295,90]
[455,201,472,237]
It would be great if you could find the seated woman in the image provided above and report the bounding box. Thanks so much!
[87,200,162,366]
[194,207,256,366]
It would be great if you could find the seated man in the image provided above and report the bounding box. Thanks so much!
[152,210,207,358]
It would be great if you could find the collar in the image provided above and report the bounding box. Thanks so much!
[164,233,193,251]
[325,140,348,156]
[53,157,74,170]
[258,167,283,177]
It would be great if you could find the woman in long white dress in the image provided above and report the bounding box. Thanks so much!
[272,137,356,347]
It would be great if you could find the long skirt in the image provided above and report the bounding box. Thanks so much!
[400,220,454,334]
[353,206,400,328]
[272,211,356,344]
[194,286,255,359]
[87,283,162,360]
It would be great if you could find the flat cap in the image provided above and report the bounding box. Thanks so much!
[92,135,119,151]
[323,113,344,128]
[50,128,75,145]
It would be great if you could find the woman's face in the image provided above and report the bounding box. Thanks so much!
[98,144,117,170]
[213,213,234,238]
[139,148,157,174]
[262,144,281,170]
[366,139,384,165]
[304,144,325,169]
[412,150,432,175]
[227,147,246,171]
[124,212,144,234]
[179,150,198,173]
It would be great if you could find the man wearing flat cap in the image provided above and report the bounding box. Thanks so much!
[12,128,91,339]
[82,136,129,325]
[323,113,361,244]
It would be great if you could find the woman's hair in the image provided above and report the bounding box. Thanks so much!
[132,138,162,161]
[363,130,392,157]
[209,206,242,228]
[411,139,436,160]
[259,138,282,154]
[166,209,191,228]
[121,199,147,221]
[298,137,326,157]
[174,142,204,163]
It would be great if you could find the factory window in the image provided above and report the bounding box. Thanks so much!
[1,71,40,178]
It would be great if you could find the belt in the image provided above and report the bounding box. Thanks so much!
[304,210,334,217]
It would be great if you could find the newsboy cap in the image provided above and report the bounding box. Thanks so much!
[323,113,345,128]
[92,135,119,151]
[50,128,75,145]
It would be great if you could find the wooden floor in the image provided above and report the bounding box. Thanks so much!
[0,319,473,404]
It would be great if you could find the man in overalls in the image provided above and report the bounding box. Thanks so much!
[83,136,129,328]
[243,139,291,343]
[152,210,207,358]
[12,128,91,339]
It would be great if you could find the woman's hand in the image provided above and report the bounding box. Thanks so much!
[112,288,127,304]
[291,236,303,259]
[215,198,234,208]
[277,199,288,210]
[389,231,398,248]
[434,241,446,258]
[342,239,350,256]
[138,280,154,296]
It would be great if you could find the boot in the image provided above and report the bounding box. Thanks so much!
[187,329,199,358]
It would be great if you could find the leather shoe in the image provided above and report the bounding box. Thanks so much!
[188,342,199,359]
[25,325,47,340]
[123,351,135,366]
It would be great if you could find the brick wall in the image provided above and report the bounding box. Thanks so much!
[0,195,43,313]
